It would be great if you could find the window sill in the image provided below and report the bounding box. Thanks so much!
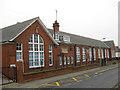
[17,59,23,62]
[29,66,44,69]
[49,64,53,67]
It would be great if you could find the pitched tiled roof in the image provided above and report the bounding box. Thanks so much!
[0,16,110,48]
[48,29,109,48]
[103,40,114,48]
[1,17,38,42]
[0,17,58,45]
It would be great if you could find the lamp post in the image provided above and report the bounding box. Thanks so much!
[99,38,105,66]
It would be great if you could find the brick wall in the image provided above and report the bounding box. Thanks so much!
[1,20,111,82]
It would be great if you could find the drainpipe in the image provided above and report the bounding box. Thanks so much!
[74,44,76,67]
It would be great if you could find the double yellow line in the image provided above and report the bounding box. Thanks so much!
[46,82,60,87]
[95,66,117,75]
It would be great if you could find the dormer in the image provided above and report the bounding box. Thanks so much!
[63,36,70,42]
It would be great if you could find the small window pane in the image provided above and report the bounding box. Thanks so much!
[89,48,92,61]
[34,34,38,43]
[59,57,62,65]
[29,35,33,42]
[93,48,96,60]
[29,44,33,51]
[49,52,52,62]
[76,47,81,62]
[98,49,100,58]
[39,45,44,51]
[67,56,70,64]
[49,45,52,51]
[64,56,66,65]
[39,36,43,43]
[34,52,39,66]
[40,59,44,66]
[40,52,44,59]
[107,50,109,58]
[82,48,86,62]
[16,43,22,50]
[16,52,22,60]
[29,52,33,66]
[34,44,38,51]
[71,56,73,64]
[101,49,104,59]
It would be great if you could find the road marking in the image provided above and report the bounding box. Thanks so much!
[46,84,57,86]
[56,82,60,86]
[99,70,105,72]
[60,79,74,83]
[84,74,89,77]
[95,72,98,75]
[72,78,77,81]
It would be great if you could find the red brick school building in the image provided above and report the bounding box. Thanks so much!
[0,17,117,83]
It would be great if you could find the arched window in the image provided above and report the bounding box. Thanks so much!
[29,34,44,68]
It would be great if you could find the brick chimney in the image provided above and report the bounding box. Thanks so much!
[53,20,59,31]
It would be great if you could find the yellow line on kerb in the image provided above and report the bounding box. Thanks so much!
[72,78,77,81]
[56,82,60,86]
[84,74,89,77]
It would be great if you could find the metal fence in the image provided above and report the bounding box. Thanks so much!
[1,67,17,85]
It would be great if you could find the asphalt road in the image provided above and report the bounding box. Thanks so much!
[60,67,119,88]
[39,64,119,89]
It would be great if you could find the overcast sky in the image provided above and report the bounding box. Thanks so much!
[0,0,119,46]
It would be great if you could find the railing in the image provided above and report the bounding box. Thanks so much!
[1,67,17,85]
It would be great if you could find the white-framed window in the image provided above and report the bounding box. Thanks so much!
[56,34,59,40]
[29,34,44,68]
[107,49,109,58]
[59,36,63,41]
[67,56,70,64]
[63,36,70,42]
[76,47,81,62]
[89,48,92,61]
[82,48,86,62]
[52,34,59,40]
[16,43,23,61]
[64,56,66,65]
[59,56,62,65]
[101,49,104,59]
[93,48,96,60]
[71,56,73,64]
[49,45,53,66]
[98,49,101,59]
[105,49,107,58]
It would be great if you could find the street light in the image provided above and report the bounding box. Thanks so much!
[99,38,105,66]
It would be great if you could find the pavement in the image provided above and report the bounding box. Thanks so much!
[1,63,119,89]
